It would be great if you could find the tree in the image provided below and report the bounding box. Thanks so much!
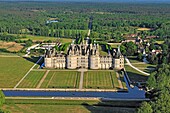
[0,91,5,113]
[25,39,33,47]
[137,53,143,61]
[139,64,170,113]
[120,45,126,55]
[121,41,137,56]
[0,91,5,107]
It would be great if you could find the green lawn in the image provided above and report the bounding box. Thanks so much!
[128,57,142,63]
[118,72,128,90]
[42,71,80,88]
[0,52,20,56]
[3,99,136,113]
[108,43,121,48]
[132,64,156,73]
[40,71,54,88]
[0,57,35,88]
[125,65,149,82]
[83,71,121,89]
[18,71,45,88]
[156,41,164,44]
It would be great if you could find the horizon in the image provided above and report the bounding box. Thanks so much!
[0,0,170,3]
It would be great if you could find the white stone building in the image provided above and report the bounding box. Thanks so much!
[44,38,124,70]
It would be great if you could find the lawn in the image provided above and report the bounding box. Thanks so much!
[128,57,142,63]
[2,99,136,113]
[0,52,19,56]
[0,57,35,88]
[125,65,149,82]
[83,71,121,89]
[132,64,156,73]
[18,71,45,88]
[156,41,164,44]
[108,43,121,48]
[41,71,80,88]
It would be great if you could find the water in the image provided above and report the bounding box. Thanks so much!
[3,73,146,99]
[3,90,145,99]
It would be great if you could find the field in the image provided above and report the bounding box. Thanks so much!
[18,71,45,88]
[125,65,149,82]
[2,99,137,113]
[0,41,24,52]
[0,57,35,88]
[41,71,80,88]
[137,27,152,31]
[83,71,126,89]
[13,34,73,43]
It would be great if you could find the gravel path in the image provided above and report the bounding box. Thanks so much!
[125,57,150,76]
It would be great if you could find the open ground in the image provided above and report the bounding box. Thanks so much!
[2,98,138,113]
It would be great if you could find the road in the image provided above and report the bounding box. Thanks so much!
[25,44,40,57]
[87,16,93,37]
[36,70,49,88]
[78,68,87,89]
[125,57,150,76]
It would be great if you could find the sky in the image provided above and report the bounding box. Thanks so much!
[0,0,170,3]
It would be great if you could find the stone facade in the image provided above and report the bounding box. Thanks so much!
[45,39,124,70]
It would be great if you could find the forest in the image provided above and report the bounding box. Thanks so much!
[0,2,170,42]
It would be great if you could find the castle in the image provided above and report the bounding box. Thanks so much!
[44,38,124,70]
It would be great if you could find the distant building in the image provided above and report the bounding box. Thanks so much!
[44,38,124,70]
[46,20,59,24]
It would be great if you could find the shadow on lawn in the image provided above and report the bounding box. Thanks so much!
[126,71,148,82]
[82,99,140,113]
[23,56,44,66]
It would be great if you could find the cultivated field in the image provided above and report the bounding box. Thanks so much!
[0,41,24,52]
[83,71,125,89]
[18,71,45,88]
[41,71,80,88]
[0,57,35,88]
